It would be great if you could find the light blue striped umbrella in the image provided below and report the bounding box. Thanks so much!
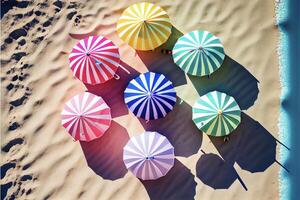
[172,30,225,76]
[124,72,177,120]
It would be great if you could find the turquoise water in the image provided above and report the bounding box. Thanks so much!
[277,0,300,200]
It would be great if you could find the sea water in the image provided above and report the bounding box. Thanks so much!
[276,0,300,199]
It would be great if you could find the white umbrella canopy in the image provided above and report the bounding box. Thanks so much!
[123,131,175,180]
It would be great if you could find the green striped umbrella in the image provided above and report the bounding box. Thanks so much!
[192,91,241,136]
[172,30,225,76]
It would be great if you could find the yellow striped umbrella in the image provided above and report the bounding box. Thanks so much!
[117,2,172,51]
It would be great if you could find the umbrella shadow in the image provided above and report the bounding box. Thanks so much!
[84,61,140,118]
[188,55,259,110]
[196,153,247,190]
[141,159,197,200]
[209,112,279,173]
[138,99,202,157]
[80,121,130,180]
[160,26,184,51]
[136,26,186,87]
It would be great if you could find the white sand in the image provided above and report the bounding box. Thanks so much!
[1,0,280,199]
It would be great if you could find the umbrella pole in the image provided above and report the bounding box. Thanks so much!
[224,136,230,142]
[275,160,290,173]
[236,172,248,191]
[91,57,126,79]
[118,63,131,74]
[114,73,120,80]
[92,57,117,80]
[179,98,184,104]
[91,57,102,67]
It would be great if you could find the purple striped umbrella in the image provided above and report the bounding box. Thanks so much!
[123,131,174,180]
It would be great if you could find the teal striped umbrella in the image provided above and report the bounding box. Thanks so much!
[172,30,225,76]
[192,91,241,136]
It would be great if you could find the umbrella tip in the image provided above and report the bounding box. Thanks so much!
[218,109,222,115]
[86,53,90,56]
[145,156,154,160]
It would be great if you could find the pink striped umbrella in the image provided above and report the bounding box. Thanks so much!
[69,36,121,85]
[61,92,112,141]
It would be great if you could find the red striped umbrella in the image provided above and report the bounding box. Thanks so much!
[69,36,121,85]
[61,92,112,141]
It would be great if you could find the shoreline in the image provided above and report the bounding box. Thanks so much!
[276,0,300,199]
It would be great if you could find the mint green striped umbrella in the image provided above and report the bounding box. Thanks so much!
[172,30,225,76]
[192,91,241,136]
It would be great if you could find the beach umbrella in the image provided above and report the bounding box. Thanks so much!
[123,131,174,180]
[61,92,112,141]
[172,30,225,76]
[124,72,176,120]
[69,35,120,85]
[117,2,172,51]
[192,91,241,136]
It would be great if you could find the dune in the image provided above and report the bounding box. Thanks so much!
[1,0,280,200]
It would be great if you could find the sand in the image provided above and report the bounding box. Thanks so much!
[1,0,281,200]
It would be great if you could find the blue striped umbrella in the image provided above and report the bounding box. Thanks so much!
[124,72,177,120]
